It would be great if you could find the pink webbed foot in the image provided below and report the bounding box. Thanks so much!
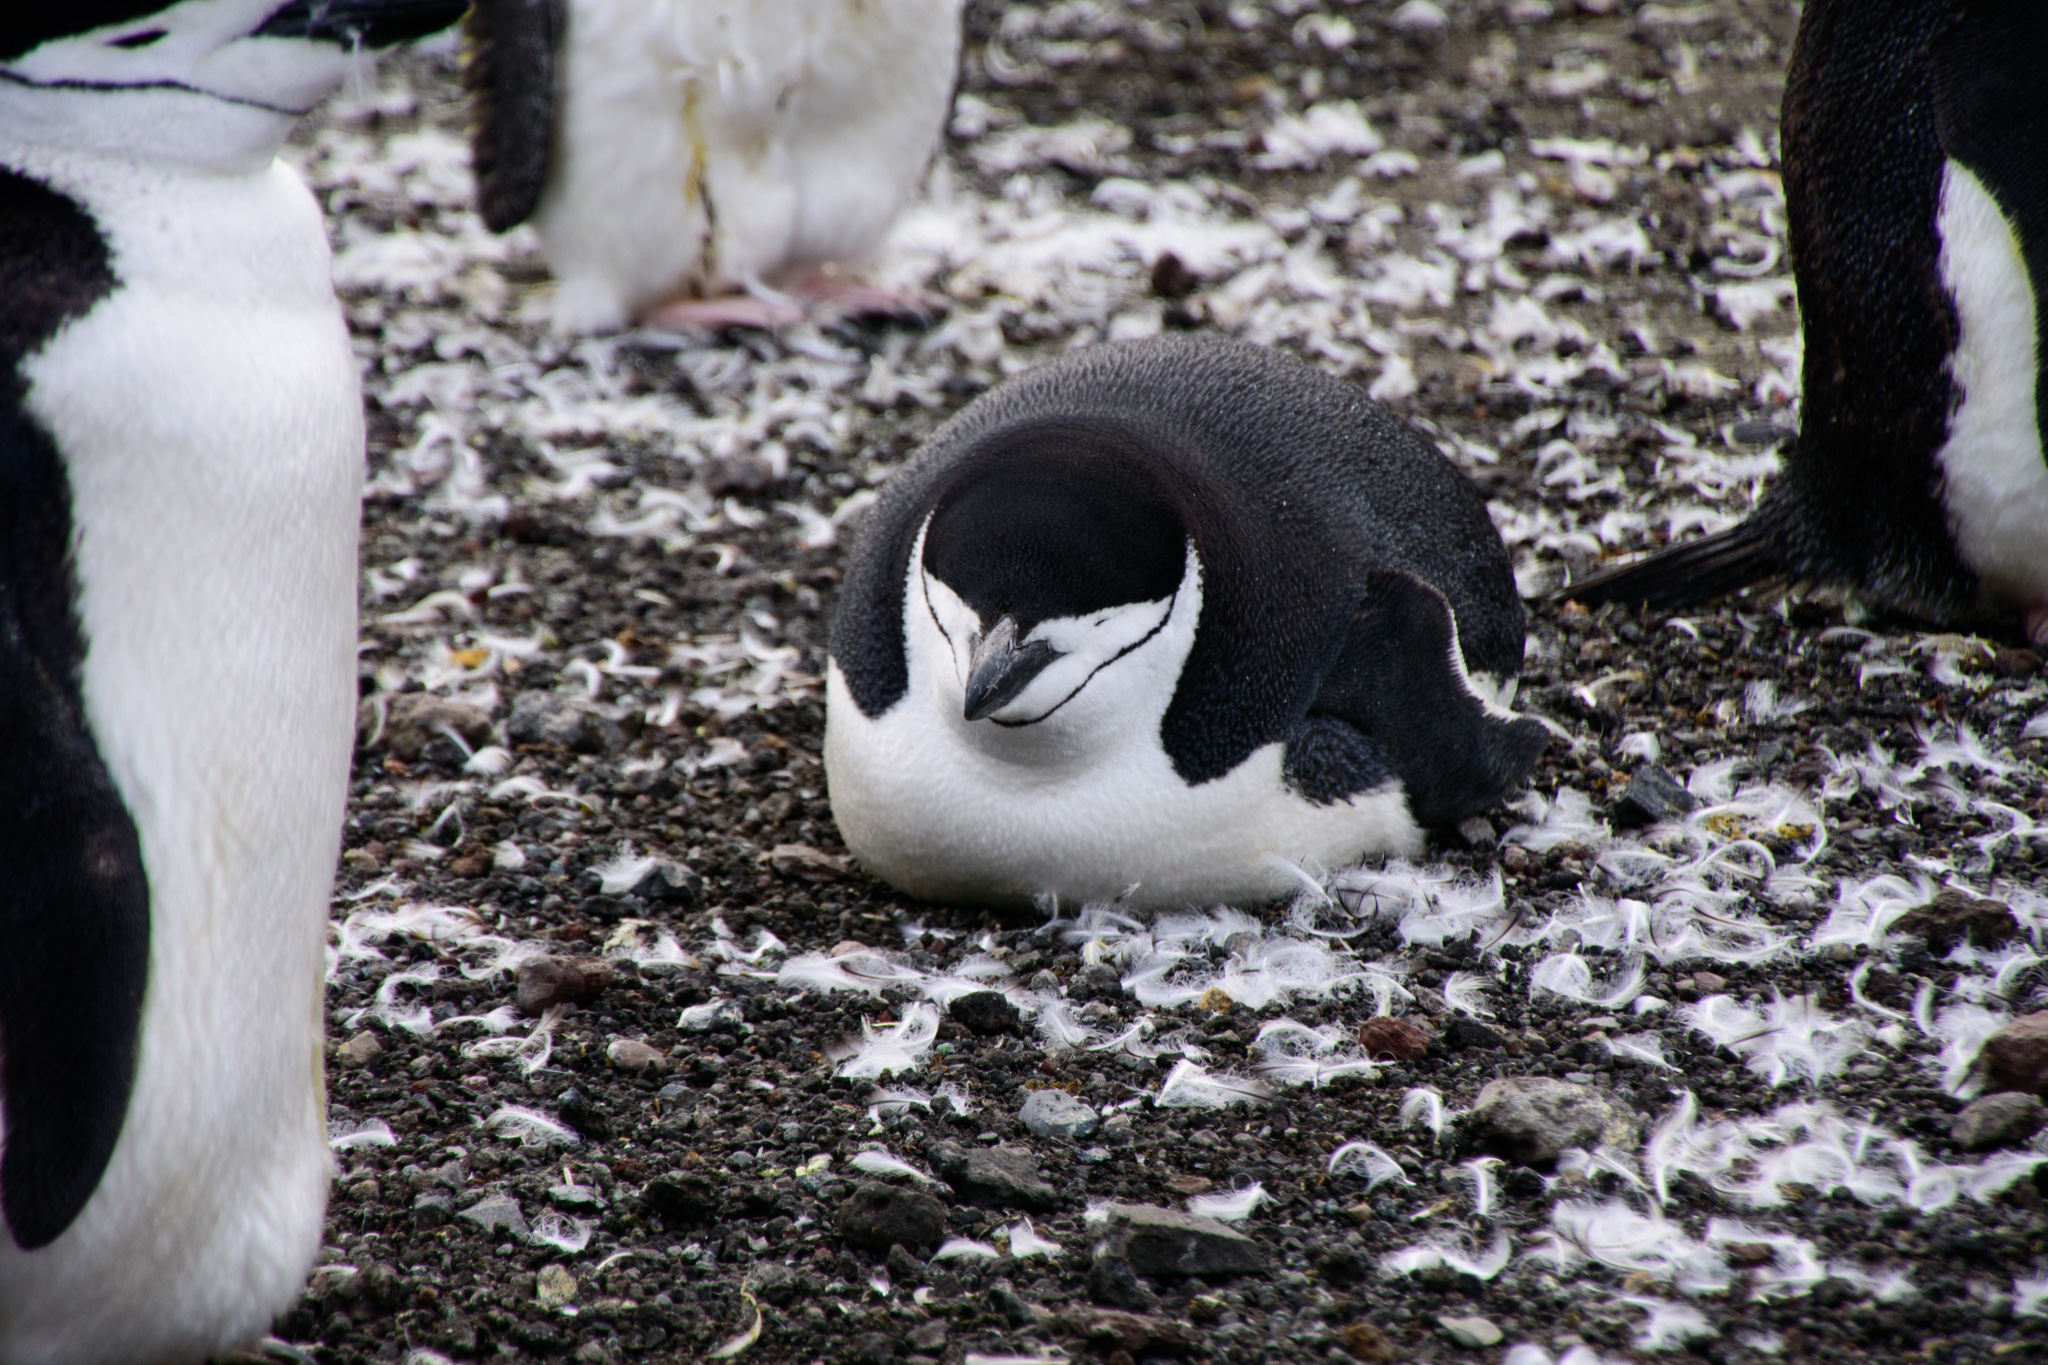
[783,268,943,325]
[642,293,805,331]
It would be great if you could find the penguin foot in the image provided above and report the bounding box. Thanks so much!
[642,293,807,331]
[2025,604,2048,648]
[782,268,942,324]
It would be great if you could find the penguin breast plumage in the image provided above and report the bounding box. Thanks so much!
[469,0,965,334]
[825,336,1547,910]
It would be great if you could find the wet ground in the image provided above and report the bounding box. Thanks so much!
[290,3,2048,1363]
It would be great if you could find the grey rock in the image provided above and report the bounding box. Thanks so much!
[1088,1254,1155,1310]
[336,1030,382,1067]
[1611,765,1698,828]
[746,1261,797,1305]
[934,1142,1058,1209]
[1467,1076,1636,1166]
[1438,1314,1503,1348]
[373,692,495,761]
[508,691,625,754]
[988,1282,1046,1327]
[1020,1089,1100,1140]
[458,1193,529,1240]
[413,1193,453,1229]
[1090,1202,1267,1277]
[1951,1091,2048,1151]
[836,1182,949,1250]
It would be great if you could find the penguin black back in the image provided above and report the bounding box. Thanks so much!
[833,334,1530,791]
[1561,0,2048,629]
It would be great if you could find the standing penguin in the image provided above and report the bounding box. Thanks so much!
[0,2,462,1361]
[1561,0,2048,644]
[463,0,965,335]
[826,336,1546,910]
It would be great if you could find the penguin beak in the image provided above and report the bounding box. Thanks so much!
[963,616,1061,722]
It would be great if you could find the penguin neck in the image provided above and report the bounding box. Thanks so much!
[0,82,305,175]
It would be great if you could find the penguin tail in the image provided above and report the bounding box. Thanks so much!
[1551,520,1781,611]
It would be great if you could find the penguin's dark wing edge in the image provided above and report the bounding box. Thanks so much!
[463,0,562,233]
[1549,518,1781,612]
[0,169,151,1251]
[1287,569,1546,827]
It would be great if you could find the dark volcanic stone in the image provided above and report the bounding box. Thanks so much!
[1088,1254,1154,1310]
[641,1173,718,1227]
[948,990,1020,1036]
[1092,1203,1267,1277]
[1358,1016,1432,1061]
[1442,1017,1507,1051]
[1467,1077,1636,1166]
[1894,888,2021,951]
[1064,1308,1196,1353]
[515,954,612,1015]
[1952,1092,2048,1151]
[934,1143,1057,1209]
[989,1282,1047,1327]
[1978,1013,2048,1097]
[376,692,493,761]
[836,1182,949,1250]
[507,690,624,754]
[1610,764,1698,828]
[554,1086,613,1141]
[412,1193,453,1229]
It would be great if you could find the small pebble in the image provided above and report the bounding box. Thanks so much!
[1019,1089,1100,1140]
[1437,1314,1503,1348]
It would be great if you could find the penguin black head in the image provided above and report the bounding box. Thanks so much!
[919,422,1192,724]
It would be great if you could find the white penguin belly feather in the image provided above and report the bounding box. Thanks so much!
[0,153,359,1365]
[1934,161,2048,614]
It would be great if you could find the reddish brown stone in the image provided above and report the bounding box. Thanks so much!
[1894,888,2020,950]
[1978,1012,2048,1097]
[1357,1016,1431,1062]
[515,954,612,1016]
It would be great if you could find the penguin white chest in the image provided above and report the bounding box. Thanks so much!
[825,541,1419,910]
[1934,161,2048,619]
[0,153,360,1360]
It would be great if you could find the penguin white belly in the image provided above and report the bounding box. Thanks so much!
[1933,162,2048,616]
[0,156,359,1364]
[826,662,1420,910]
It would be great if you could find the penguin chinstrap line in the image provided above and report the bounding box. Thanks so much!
[826,336,1548,912]
[463,0,965,336]
[1559,0,2048,647]
[0,2,463,1360]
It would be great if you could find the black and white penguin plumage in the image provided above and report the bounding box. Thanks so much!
[1562,0,2048,645]
[463,0,964,335]
[0,2,461,1360]
[826,336,1547,910]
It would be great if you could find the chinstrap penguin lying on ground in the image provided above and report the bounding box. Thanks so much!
[463,0,964,335]
[1561,0,2048,645]
[0,1,462,1361]
[826,335,1546,911]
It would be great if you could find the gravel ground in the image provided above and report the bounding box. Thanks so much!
[288,4,2048,1364]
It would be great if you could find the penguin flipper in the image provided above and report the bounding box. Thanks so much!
[1287,569,1546,828]
[1551,520,1781,612]
[0,589,150,1252]
[463,0,563,233]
